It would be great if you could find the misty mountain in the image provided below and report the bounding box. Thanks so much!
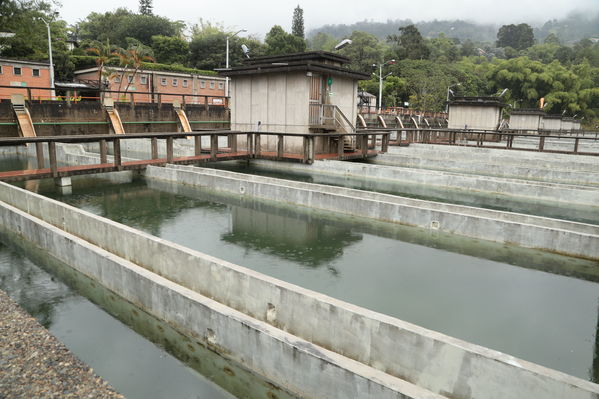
[308,12,599,44]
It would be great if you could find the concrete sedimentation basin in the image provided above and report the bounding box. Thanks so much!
[0,141,598,398]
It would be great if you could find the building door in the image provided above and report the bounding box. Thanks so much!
[309,74,322,125]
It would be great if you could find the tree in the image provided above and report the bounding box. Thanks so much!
[78,8,183,48]
[337,31,387,73]
[152,35,189,65]
[309,32,337,51]
[388,25,430,60]
[87,40,121,89]
[496,23,534,51]
[543,33,560,45]
[292,5,304,39]
[189,22,265,70]
[0,0,67,60]
[427,33,459,62]
[139,0,153,15]
[265,25,306,55]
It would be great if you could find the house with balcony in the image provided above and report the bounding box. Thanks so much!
[219,51,369,153]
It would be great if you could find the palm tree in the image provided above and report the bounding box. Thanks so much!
[118,45,155,95]
[87,40,121,99]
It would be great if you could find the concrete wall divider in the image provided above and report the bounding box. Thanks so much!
[0,179,598,398]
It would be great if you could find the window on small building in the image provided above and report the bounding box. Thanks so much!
[218,82,223,89]
[182,79,188,88]
[32,69,40,77]
[128,76,134,83]
[172,78,178,87]
[210,81,215,89]
[200,80,206,88]
[161,78,167,86]
[140,76,148,85]
[13,67,22,76]
[114,76,121,83]
[0,66,3,74]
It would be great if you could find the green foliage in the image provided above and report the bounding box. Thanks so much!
[189,22,265,70]
[0,0,67,60]
[292,5,305,39]
[139,0,153,15]
[337,31,389,73]
[359,75,408,108]
[427,33,459,62]
[308,32,337,51]
[77,8,183,47]
[388,25,430,60]
[265,25,306,55]
[496,24,535,51]
[151,35,189,65]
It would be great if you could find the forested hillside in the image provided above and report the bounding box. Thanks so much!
[309,12,599,44]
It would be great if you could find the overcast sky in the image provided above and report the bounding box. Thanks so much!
[57,0,599,38]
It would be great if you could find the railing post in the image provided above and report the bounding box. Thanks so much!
[151,137,158,159]
[229,133,238,153]
[277,134,284,159]
[337,135,345,158]
[194,135,201,156]
[308,136,315,164]
[246,133,253,157]
[255,134,261,157]
[574,138,579,153]
[362,135,368,157]
[210,134,217,160]
[100,139,108,163]
[538,136,545,152]
[113,138,122,170]
[48,141,58,177]
[35,142,44,169]
[381,133,389,153]
[166,136,174,163]
[27,88,32,101]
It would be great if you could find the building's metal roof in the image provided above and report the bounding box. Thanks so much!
[510,108,545,116]
[218,54,369,80]
[0,58,50,67]
[243,51,351,65]
[449,96,507,108]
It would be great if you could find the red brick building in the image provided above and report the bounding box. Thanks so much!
[74,67,226,104]
[0,58,52,101]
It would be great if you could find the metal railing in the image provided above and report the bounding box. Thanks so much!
[0,130,391,181]
[0,85,228,107]
[309,104,356,132]
[358,127,599,156]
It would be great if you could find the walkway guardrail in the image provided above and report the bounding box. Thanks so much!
[359,127,599,156]
[0,85,228,107]
[0,130,390,181]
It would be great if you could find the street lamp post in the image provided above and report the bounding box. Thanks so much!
[373,59,395,113]
[225,29,247,98]
[41,15,57,99]
[445,83,461,113]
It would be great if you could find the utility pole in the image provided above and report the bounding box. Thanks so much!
[373,59,395,113]
[445,83,461,113]
[41,15,58,99]
[225,29,247,98]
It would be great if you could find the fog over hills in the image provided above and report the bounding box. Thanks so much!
[308,11,599,44]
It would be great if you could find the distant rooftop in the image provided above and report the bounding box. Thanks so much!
[0,58,50,67]
[449,96,507,108]
[511,108,545,116]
